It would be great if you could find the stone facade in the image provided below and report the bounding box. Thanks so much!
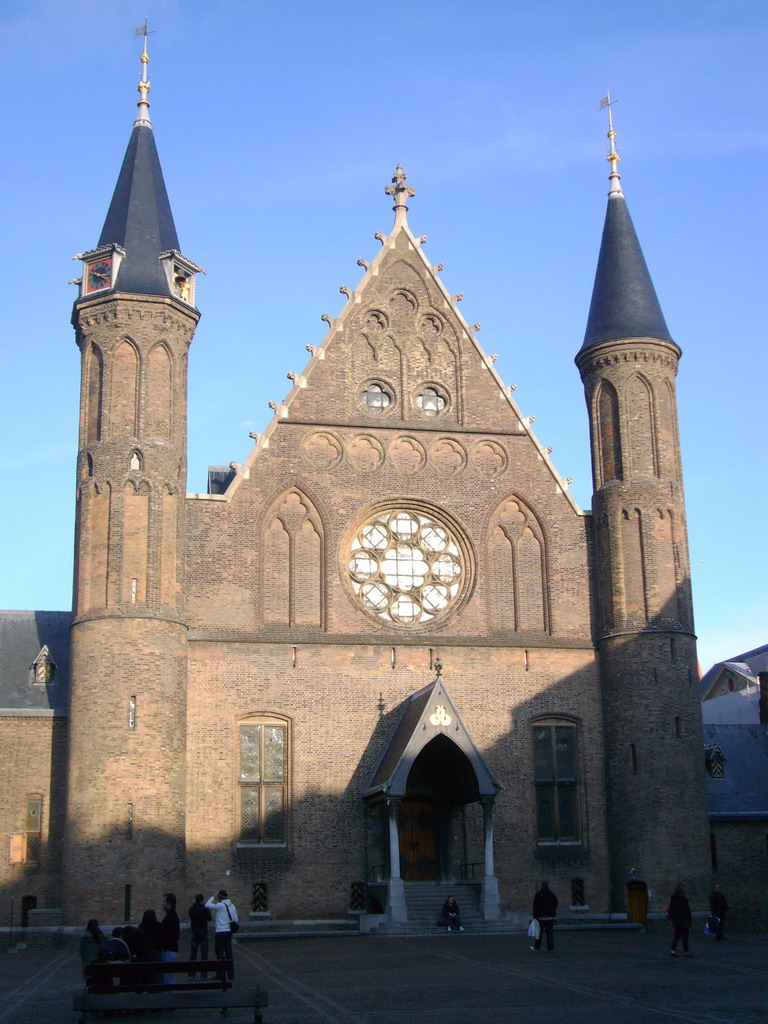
[0,107,713,927]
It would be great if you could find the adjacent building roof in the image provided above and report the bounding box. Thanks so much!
[0,611,70,713]
[579,193,676,353]
[699,643,768,701]
[704,723,768,820]
[97,123,180,297]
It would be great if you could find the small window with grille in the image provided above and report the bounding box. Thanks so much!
[239,719,288,845]
[25,796,42,864]
[414,385,447,417]
[360,382,393,413]
[532,722,580,843]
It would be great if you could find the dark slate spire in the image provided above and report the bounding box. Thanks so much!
[579,194,674,352]
[580,96,675,353]
[97,27,179,297]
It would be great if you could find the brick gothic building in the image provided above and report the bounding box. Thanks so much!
[0,57,711,927]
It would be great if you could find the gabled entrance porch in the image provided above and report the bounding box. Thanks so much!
[363,677,502,923]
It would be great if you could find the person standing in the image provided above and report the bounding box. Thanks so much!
[668,884,693,957]
[79,919,106,974]
[188,893,212,977]
[205,889,239,980]
[531,880,558,952]
[709,884,728,941]
[158,893,180,983]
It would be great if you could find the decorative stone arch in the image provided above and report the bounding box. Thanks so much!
[84,342,104,443]
[76,479,111,613]
[652,507,680,621]
[593,378,623,484]
[363,678,501,923]
[109,336,140,439]
[658,377,682,482]
[259,484,326,629]
[622,371,659,478]
[484,492,551,635]
[144,341,174,441]
[619,506,647,623]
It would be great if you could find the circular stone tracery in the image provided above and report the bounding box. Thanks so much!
[347,510,465,626]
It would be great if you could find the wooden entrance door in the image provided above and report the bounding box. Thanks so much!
[399,799,436,880]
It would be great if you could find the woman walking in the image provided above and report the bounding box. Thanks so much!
[668,885,693,958]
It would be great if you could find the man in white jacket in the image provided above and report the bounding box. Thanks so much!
[204,889,238,979]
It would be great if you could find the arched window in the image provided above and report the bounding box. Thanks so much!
[238,717,289,845]
[532,721,580,843]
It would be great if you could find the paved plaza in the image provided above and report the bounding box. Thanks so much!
[1,928,766,1024]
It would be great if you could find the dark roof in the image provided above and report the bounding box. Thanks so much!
[0,611,70,712]
[579,193,675,353]
[732,642,768,674]
[97,124,179,297]
[364,679,500,799]
[208,467,237,495]
[704,724,768,819]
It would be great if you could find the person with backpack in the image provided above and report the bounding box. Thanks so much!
[205,889,239,980]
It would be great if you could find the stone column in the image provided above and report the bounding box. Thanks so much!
[386,797,407,923]
[480,797,500,921]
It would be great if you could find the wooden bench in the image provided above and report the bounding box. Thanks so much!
[73,958,268,1023]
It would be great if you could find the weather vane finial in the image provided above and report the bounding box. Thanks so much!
[385,165,416,228]
[599,91,623,197]
[134,19,155,127]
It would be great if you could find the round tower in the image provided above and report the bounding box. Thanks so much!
[575,103,709,913]
[63,34,201,921]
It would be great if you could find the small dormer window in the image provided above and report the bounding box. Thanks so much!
[32,646,55,684]
[159,249,204,306]
[74,244,125,300]
[705,744,725,779]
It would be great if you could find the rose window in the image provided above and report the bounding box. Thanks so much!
[348,510,465,625]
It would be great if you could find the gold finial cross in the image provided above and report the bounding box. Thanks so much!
[599,90,622,194]
[385,165,416,206]
[134,20,155,125]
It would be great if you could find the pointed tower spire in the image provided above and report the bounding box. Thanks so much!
[384,164,416,230]
[575,102,710,913]
[579,97,674,353]
[65,26,202,922]
[85,24,187,299]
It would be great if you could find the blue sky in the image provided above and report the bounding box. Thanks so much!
[0,0,765,673]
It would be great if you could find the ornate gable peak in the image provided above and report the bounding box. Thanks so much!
[190,169,585,515]
[364,677,501,799]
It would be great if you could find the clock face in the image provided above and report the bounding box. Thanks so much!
[86,259,112,292]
